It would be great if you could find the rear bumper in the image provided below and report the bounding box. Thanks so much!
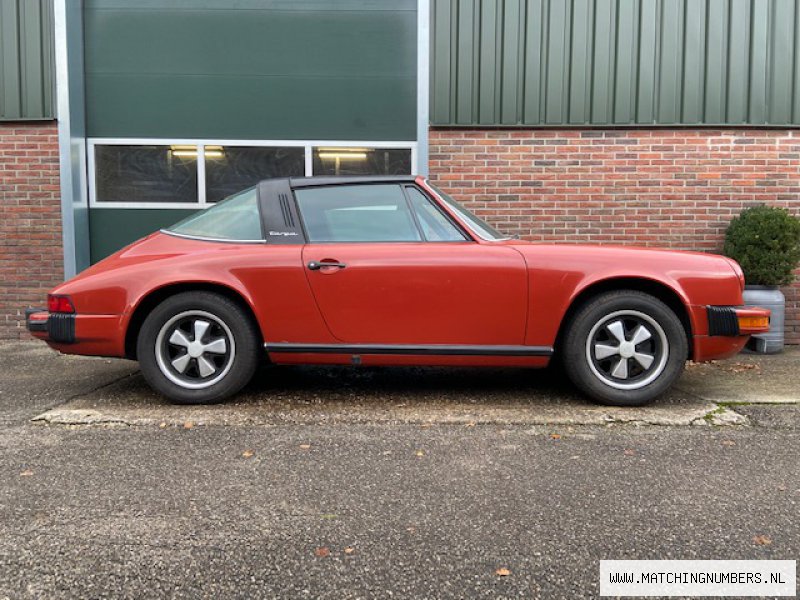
[25,307,125,357]
[25,308,75,343]
[25,308,48,334]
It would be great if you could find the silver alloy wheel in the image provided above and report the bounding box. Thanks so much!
[584,309,669,391]
[154,310,236,390]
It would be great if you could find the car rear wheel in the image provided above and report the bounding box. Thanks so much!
[562,290,688,406]
[137,292,260,404]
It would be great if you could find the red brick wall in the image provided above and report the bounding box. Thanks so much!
[0,121,63,339]
[429,128,800,343]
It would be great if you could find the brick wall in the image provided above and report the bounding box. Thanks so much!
[0,121,63,339]
[429,128,800,343]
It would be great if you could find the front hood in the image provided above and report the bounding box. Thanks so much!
[511,242,742,302]
[510,242,735,270]
[511,241,716,259]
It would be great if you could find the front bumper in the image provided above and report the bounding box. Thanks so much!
[706,305,771,336]
[25,308,75,343]
[689,305,772,363]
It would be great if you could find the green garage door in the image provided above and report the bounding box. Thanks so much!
[84,0,418,262]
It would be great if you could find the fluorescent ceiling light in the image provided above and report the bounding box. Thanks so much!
[316,147,370,153]
[169,145,224,159]
[318,152,367,160]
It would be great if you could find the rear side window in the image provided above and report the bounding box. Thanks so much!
[167,187,263,241]
[295,184,421,243]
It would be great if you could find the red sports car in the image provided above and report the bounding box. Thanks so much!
[27,176,770,406]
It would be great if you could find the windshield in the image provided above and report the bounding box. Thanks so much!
[427,182,510,241]
[166,187,263,241]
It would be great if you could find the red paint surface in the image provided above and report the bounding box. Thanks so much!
[301,242,527,344]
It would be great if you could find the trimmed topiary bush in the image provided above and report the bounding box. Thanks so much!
[723,205,800,287]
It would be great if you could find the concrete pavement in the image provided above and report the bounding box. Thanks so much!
[0,342,798,599]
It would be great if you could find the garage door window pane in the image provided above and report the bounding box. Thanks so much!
[206,146,305,203]
[296,184,421,243]
[312,147,411,176]
[95,145,198,203]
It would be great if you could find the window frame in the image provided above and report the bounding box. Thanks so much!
[424,180,512,242]
[401,184,471,243]
[87,138,418,209]
[293,182,474,245]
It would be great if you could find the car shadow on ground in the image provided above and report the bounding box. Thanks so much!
[245,363,580,404]
[32,356,728,428]
[87,363,592,411]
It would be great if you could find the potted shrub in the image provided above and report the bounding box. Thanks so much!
[723,205,800,353]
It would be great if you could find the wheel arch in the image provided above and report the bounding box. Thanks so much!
[124,282,263,360]
[554,277,694,358]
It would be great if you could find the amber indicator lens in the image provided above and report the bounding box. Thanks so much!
[738,316,769,329]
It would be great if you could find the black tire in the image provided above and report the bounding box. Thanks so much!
[136,291,260,404]
[562,290,688,406]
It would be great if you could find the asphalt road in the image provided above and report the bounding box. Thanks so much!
[1,343,798,599]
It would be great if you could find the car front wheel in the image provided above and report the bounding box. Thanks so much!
[562,290,688,406]
[137,291,260,404]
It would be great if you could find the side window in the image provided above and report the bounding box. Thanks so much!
[295,184,422,243]
[405,187,468,242]
[167,187,262,240]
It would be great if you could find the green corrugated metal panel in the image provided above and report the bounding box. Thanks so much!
[84,0,417,140]
[431,0,800,126]
[0,0,55,120]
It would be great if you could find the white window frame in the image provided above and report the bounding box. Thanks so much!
[87,138,418,209]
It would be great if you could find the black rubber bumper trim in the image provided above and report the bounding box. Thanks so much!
[265,343,553,357]
[25,308,76,343]
[25,307,48,333]
[48,313,76,343]
[706,306,740,336]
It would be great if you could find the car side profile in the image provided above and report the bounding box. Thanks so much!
[27,176,770,406]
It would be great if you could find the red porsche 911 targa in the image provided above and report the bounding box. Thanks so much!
[27,176,770,406]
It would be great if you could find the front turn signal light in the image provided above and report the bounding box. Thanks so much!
[47,294,75,314]
[738,315,769,331]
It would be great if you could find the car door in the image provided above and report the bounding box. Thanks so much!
[295,182,528,346]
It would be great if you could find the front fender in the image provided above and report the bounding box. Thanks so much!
[515,245,743,348]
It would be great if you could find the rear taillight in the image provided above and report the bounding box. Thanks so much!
[48,294,75,314]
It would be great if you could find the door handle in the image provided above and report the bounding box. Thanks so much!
[307,261,347,271]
